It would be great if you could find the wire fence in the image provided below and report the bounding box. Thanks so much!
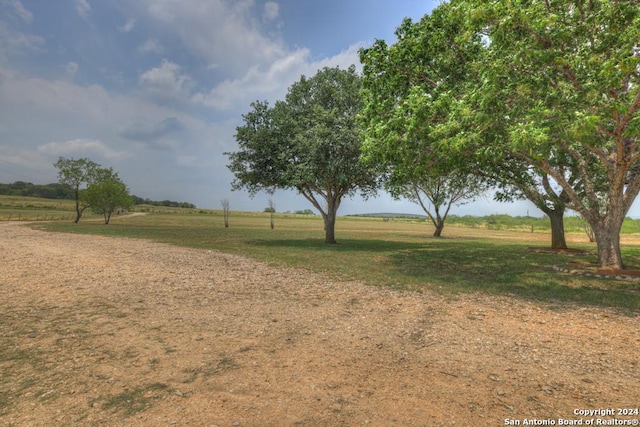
[0,213,75,221]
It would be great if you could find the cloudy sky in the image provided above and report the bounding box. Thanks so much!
[0,0,550,216]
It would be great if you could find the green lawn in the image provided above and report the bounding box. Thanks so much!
[29,209,640,313]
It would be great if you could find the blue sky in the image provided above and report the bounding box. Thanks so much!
[0,0,549,216]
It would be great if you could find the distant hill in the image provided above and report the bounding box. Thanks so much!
[0,181,196,209]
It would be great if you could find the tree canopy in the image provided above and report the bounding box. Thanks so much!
[359,3,487,237]
[457,0,640,269]
[360,0,640,269]
[84,177,133,224]
[54,157,133,224]
[227,66,378,243]
[54,157,103,223]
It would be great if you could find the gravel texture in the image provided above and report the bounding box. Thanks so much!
[1,222,639,426]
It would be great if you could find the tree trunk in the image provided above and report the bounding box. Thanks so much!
[547,208,567,250]
[323,211,337,244]
[74,201,82,223]
[591,218,625,270]
[73,188,82,223]
[433,219,444,237]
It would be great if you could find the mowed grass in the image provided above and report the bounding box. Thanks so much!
[31,209,640,313]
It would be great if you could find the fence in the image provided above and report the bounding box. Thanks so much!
[1,213,75,221]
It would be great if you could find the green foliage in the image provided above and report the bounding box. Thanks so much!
[0,181,71,199]
[360,0,640,268]
[359,3,488,237]
[84,179,133,224]
[53,157,135,224]
[54,157,104,223]
[457,0,640,268]
[295,209,315,215]
[0,182,194,209]
[227,66,379,243]
[131,196,196,209]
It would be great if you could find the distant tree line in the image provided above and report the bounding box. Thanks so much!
[131,196,196,209]
[0,181,71,199]
[0,181,196,209]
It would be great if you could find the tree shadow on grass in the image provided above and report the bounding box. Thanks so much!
[251,237,640,312]
[385,242,640,312]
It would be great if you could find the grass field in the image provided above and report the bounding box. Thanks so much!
[0,195,99,221]
[1,193,632,313]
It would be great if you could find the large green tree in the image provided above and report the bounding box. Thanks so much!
[455,0,640,269]
[54,157,102,223]
[359,4,489,239]
[360,2,574,250]
[361,1,640,267]
[227,66,378,244]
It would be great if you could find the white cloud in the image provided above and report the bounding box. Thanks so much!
[198,42,364,111]
[4,0,33,23]
[139,59,196,104]
[142,0,285,75]
[66,61,78,77]
[38,139,127,159]
[264,2,279,21]
[139,38,163,54]
[74,0,91,19]
[119,18,135,33]
[0,22,45,56]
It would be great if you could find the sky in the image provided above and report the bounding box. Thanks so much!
[0,0,555,217]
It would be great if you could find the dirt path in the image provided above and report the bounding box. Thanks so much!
[1,222,639,426]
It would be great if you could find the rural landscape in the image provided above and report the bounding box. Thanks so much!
[2,0,640,426]
[1,195,640,425]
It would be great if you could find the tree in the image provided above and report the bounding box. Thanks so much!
[456,0,640,269]
[227,66,378,244]
[267,197,275,230]
[359,4,488,238]
[401,171,486,237]
[361,1,640,268]
[358,1,584,250]
[84,178,133,224]
[486,158,572,250]
[54,157,101,223]
[221,198,230,228]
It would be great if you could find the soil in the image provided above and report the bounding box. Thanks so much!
[1,222,639,427]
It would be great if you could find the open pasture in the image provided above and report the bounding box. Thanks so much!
[0,194,100,221]
[33,209,640,312]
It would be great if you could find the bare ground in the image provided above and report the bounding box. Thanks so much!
[1,222,639,426]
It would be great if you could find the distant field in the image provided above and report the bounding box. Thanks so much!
[0,195,98,221]
[4,194,633,313]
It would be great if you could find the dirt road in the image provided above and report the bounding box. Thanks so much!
[1,222,639,426]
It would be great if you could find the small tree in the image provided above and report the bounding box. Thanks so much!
[221,198,230,228]
[84,178,133,224]
[397,172,486,237]
[267,197,275,229]
[54,157,101,223]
